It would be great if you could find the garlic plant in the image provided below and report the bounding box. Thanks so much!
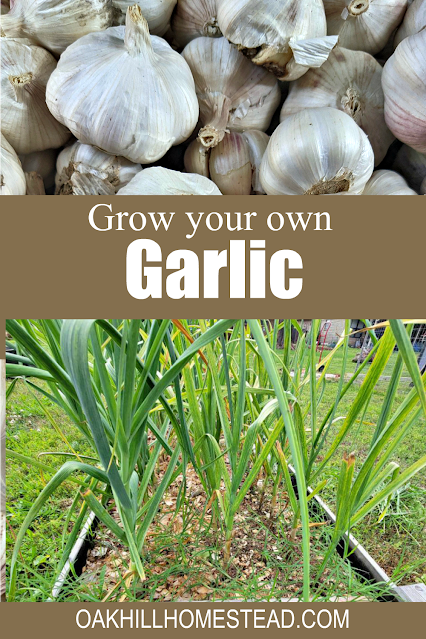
[19,149,57,191]
[172,0,221,47]
[0,0,114,56]
[46,6,198,164]
[216,0,338,81]
[362,170,417,194]
[394,0,426,46]
[393,145,426,192]
[184,130,269,194]
[55,141,142,195]
[323,0,408,55]
[112,0,176,36]
[1,38,71,154]
[117,166,222,194]
[382,29,426,153]
[25,172,46,195]
[1,133,26,195]
[280,47,393,165]
[260,107,374,195]
[182,37,280,148]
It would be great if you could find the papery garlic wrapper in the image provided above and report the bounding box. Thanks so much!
[362,169,417,194]
[382,29,426,153]
[55,141,142,195]
[46,6,199,164]
[395,0,426,46]
[184,131,269,194]
[172,0,221,47]
[182,37,280,148]
[260,107,374,195]
[1,38,70,154]
[393,144,426,192]
[324,0,408,55]
[117,166,222,194]
[280,47,394,165]
[112,0,176,36]
[19,148,57,191]
[1,133,26,195]
[216,0,338,81]
[0,0,114,56]
[25,171,45,195]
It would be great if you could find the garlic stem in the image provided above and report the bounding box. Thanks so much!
[341,88,364,124]
[198,93,232,148]
[124,5,152,57]
[347,0,370,16]
[203,17,221,37]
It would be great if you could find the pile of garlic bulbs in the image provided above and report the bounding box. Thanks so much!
[1,0,425,195]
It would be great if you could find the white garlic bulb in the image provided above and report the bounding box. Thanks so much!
[0,0,114,56]
[395,0,426,46]
[1,133,26,195]
[362,169,417,194]
[393,144,426,192]
[55,140,142,194]
[25,171,46,195]
[184,130,269,194]
[19,148,57,190]
[1,38,70,155]
[46,6,199,164]
[112,1,176,36]
[181,37,280,148]
[280,47,394,165]
[382,29,426,153]
[117,166,222,194]
[216,0,338,81]
[172,0,221,48]
[323,0,408,55]
[260,107,374,195]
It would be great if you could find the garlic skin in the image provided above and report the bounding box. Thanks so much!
[117,166,222,194]
[112,1,176,36]
[182,37,280,148]
[260,107,374,195]
[0,0,114,56]
[324,0,408,55]
[393,144,426,192]
[55,141,142,194]
[394,0,426,46]
[362,169,417,194]
[46,6,199,164]
[1,133,26,195]
[172,0,221,48]
[25,171,46,195]
[184,130,269,194]
[280,47,394,165]
[216,0,338,81]
[19,148,57,190]
[382,29,426,153]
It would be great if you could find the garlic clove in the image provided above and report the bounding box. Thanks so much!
[240,130,269,194]
[184,139,210,177]
[112,0,176,36]
[46,6,199,164]
[117,166,222,194]
[393,144,426,192]
[362,169,417,194]
[25,171,45,195]
[70,172,117,196]
[172,0,221,48]
[19,148,57,190]
[1,133,26,195]
[394,0,426,47]
[260,107,374,195]
[209,132,253,195]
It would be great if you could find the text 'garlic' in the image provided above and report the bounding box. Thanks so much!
[260,107,374,195]
[362,170,417,194]
[117,167,222,194]
[1,133,26,195]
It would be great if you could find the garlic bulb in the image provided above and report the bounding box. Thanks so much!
[260,107,374,195]
[181,37,280,148]
[19,149,57,190]
[382,29,426,152]
[1,38,71,154]
[55,141,142,194]
[172,0,221,48]
[117,166,222,194]
[184,130,269,194]
[112,0,176,36]
[1,133,26,195]
[362,169,417,194]
[25,171,46,195]
[323,0,408,55]
[280,47,394,165]
[395,0,426,46]
[216,0,338,81]
[46,6,199,164]
[393,144,426,191]
[0,0,114,56]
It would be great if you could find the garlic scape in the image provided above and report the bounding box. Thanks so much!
[55,140,142,194]
[46,6,199,164]
[117,166,222,194]
[260,107,374,195]
[0,0,114,56]
[1,133,26,195]
[25,172,46,195]
[1,37,70,154]
[324,0,408,55]
[172,0,221,48]
[19,148,57,191]
[382,29,426,153]
[362,169,417,194]
[184,130,269,194]
[393,144,426,192]
[182,37,280,148]
[395,0,426,47]
[216,0,338,81]
[280,47,394,165]
[112,0,176,36]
